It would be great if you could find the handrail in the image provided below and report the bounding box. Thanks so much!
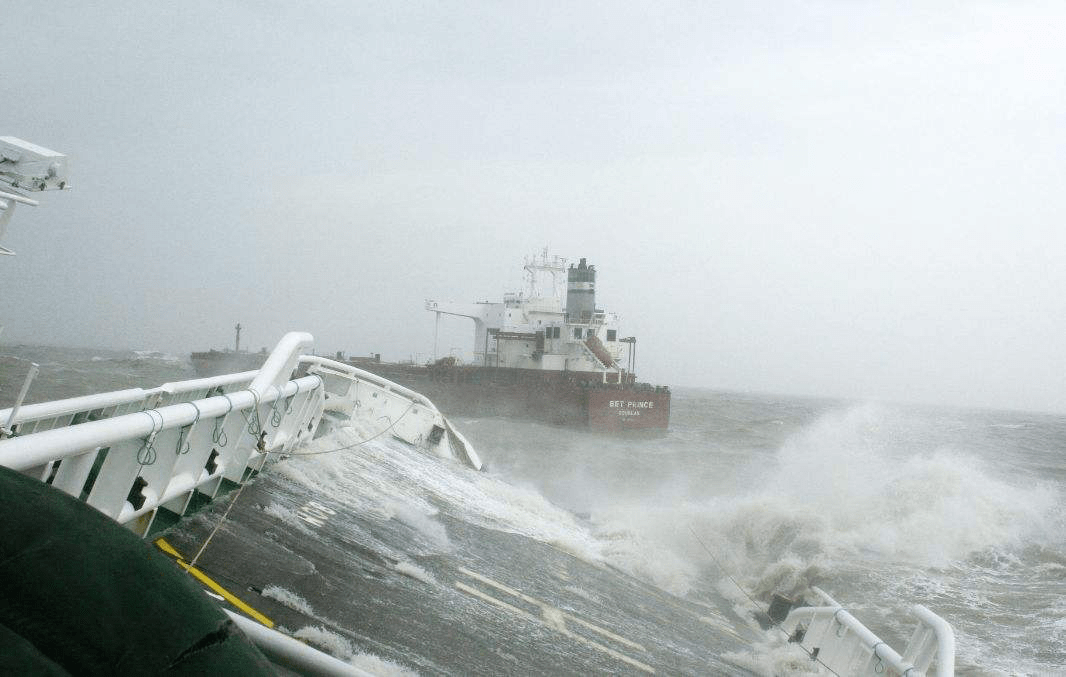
[0,388,147,426]
[250,332,314,396]
[224,611,371,677]
[0,376,319,471]
[782,587,955,677]
[0,370,259,429]
[912,604,956,677]
[300,355,436,410]
[158,370,259,395]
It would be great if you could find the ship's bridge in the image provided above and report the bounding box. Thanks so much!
[426,253,638,382]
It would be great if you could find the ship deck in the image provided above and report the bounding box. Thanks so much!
[159,445,760,676]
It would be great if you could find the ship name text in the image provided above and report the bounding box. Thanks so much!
[608,400,655,409]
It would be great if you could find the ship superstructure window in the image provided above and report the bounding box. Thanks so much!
[552,327,560,338]
[606,330,617,341]
[573,327,582,339]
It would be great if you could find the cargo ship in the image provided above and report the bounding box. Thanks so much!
[193,252,671,432]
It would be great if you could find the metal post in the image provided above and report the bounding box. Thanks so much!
[434,312,440,361]
[2,362,39,437]
[235,322,242,352]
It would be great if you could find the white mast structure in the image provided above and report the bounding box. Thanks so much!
[0,137,70,256]
[0,137,69,429]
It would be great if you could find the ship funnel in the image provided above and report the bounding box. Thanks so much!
[566,257,596,322]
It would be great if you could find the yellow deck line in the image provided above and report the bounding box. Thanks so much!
[154,538,274,628]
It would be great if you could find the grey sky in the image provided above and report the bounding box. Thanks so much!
[3,2,1065,413]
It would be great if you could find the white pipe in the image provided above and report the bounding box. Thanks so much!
[0,388,146,428]
[223,610,372,677]
[0,190,38,206]
[249,332,314,397]
[158,370,259,395]
[300,355,435,410]
[0,370,260,428]
[3,362,39,431]
[0,376,320,471]
[912,605,955,677]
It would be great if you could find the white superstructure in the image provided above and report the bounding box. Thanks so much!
[426,250,636,381]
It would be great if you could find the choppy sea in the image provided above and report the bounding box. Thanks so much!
[2,344,1064,675]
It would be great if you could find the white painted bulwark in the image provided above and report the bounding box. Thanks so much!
[0,332,483,541]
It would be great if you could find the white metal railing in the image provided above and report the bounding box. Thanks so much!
[301,355,483,470]
[0,370,259,437]
[300,355,436,409]
[780,587,955,677]
[0,331,460,677]
[0,332,322,537]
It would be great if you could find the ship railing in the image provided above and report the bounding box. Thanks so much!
[299,355,436,409]
[224,610,373,677]
[0,370,259,437]
[779,586,955,677]
[0,332,323,538]
[300,355,483,470]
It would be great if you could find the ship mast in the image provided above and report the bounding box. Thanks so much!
[523,247,568,300]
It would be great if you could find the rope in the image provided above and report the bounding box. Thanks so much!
[183,384,414,588]
[186,480,249,572]
[686,525,844,677]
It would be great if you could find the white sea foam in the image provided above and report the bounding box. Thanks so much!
[270,405,1064,672]
[588,404,1063,600]
[293,625,420,675]
[388,502,451,549]
[391,559,437,585]
[262,502,317,535]
[262,585,316,616]
[274,428,604,566]
[721,635,821,677]
[293,625,355,659]
[349,652,420,676]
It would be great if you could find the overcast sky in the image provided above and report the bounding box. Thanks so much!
[3,2,1065,413]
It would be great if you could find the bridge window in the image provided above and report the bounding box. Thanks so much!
[573,327,582,339]
[554,327,561,338]
[607,330,617,341]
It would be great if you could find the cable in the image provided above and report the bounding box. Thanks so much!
[183,402,416,571]
[282,402,416,457]
[187,480,249,572]
[687,525,844,677]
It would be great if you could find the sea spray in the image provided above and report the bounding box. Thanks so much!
[266,401,1066,672]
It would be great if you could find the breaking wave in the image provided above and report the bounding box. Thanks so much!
[590,404,1062,599]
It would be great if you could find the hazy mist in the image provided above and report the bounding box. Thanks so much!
[3,2,1065,413]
